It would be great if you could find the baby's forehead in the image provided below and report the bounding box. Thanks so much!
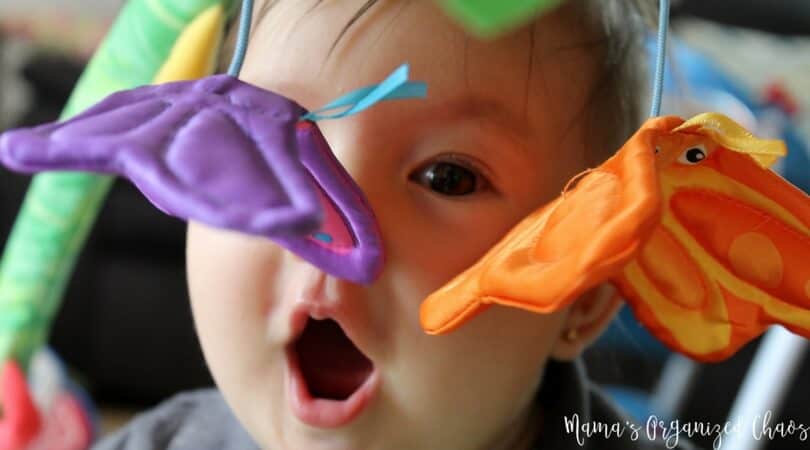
[248,0,600,135]
[252,0,597,69]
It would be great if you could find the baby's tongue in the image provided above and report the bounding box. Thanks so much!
[295,318,373,400]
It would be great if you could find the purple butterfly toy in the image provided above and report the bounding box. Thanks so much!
[0,65,426,284]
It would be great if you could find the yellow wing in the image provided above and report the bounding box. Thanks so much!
[615,113,810,361]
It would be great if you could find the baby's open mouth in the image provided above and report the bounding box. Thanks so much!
[293,318,374,400]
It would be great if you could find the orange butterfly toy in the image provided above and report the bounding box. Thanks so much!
[420,112,810,362]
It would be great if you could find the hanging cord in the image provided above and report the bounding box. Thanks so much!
[222,1,425,119]
[227,0,255,76]
[649,0,670,118]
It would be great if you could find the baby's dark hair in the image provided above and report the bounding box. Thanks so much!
[220,0,654,166]
[578,0,655,164]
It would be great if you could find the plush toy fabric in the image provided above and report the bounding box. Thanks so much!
[0,362,40,450]
[0,0,228,371]
[0,1,227,448]
[437,0,565,37]
[1,77,319,241]
[617,113,807,361]
[0,4,807,450]
[420,112,809,362]
[0,354,95,450]
[276,122,384,284]
[419,116,667,333]
[0,77,385,284]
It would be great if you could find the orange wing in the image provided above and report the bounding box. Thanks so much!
[615,113,810,361]
[421,111,810,363]
[419,117,680,334]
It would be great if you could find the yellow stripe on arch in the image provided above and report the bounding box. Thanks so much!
[661,212,810,330]
[660,166,809,237]
[154,3,228,83]
[622,259,732,356]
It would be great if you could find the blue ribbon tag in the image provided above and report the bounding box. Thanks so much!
[301,64,428,122]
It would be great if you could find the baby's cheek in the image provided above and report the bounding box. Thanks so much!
[186,223,285,370]
[384,200,519,295]
[187,224,281,310]
[385,308,556,448]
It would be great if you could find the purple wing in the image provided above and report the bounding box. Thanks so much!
[0,75,385,284]
[274,121,384,284]
[0,75,321,238]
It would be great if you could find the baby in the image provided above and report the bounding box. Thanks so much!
[93,0,695,449]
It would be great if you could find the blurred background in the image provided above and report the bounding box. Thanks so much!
[0,0,809,448]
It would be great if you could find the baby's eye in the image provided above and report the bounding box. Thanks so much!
[409,160,487,197]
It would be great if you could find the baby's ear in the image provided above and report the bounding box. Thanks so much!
[549,284,622,361]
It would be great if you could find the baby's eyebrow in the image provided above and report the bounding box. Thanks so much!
[442,95,531,141]
[254,0,282,28]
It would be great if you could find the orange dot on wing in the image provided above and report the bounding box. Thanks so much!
[728,232,783,289]
[805,280,810,300]
[638,227,706,309]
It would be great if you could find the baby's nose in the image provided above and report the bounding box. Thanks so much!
[294,264,342,317]
[291,120,385,284]
[313,122,381,200]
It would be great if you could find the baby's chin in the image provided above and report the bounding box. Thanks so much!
[261,418,395,450]
[233,310,531,450]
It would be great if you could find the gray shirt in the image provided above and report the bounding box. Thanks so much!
[93,359,697,450]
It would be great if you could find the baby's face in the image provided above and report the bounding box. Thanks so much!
[187,1,603,449]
